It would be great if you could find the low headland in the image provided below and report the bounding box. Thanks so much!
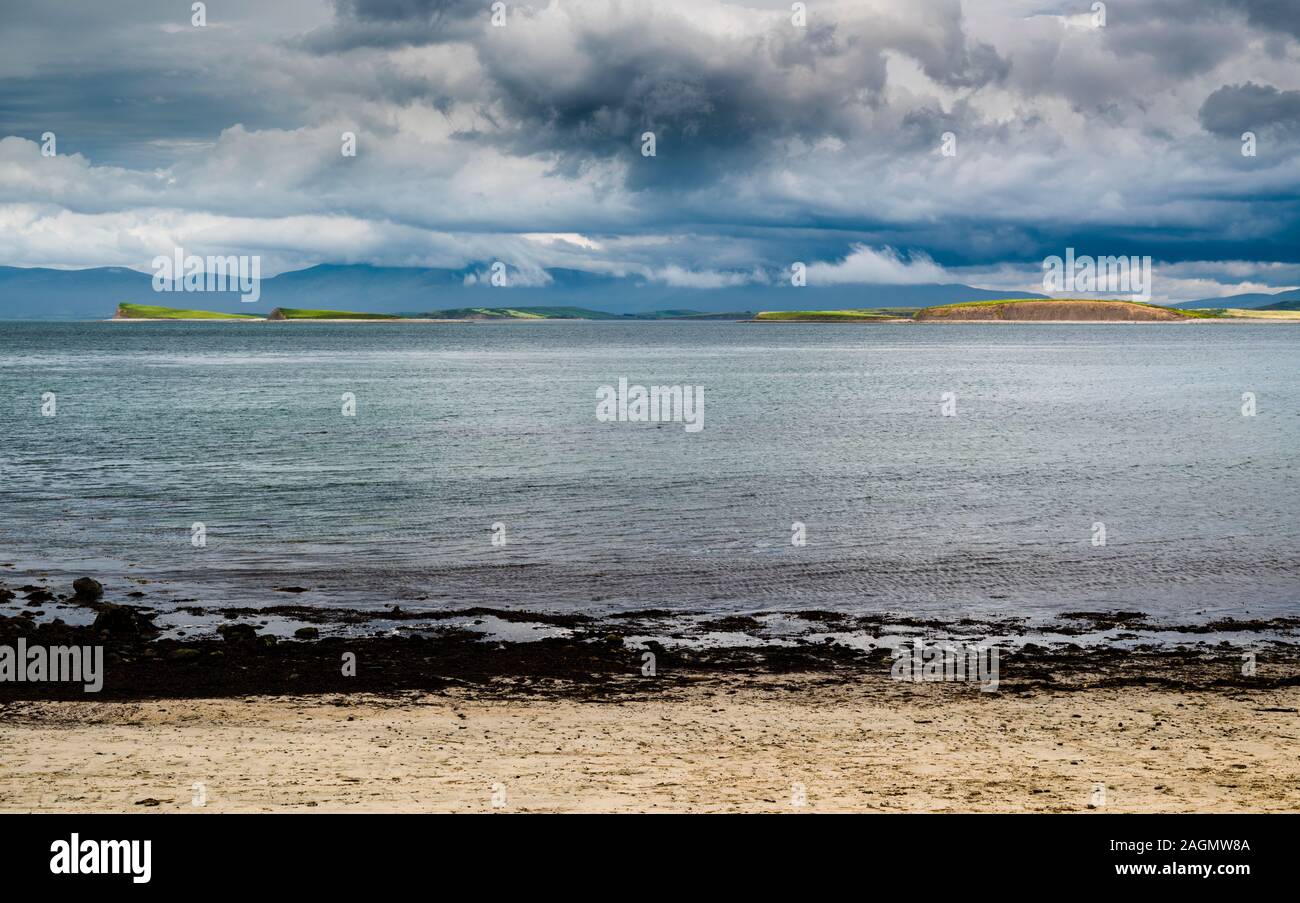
[112,302,262,320]
[913,299,1213,321]
[109,299,1300,324]
[266,307,400,321]
[110,303,758,322]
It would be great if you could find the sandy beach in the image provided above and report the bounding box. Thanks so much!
[4,575,1300,814]
[3,672,1297,813]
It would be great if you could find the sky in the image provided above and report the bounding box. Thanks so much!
[1,0,1299,301]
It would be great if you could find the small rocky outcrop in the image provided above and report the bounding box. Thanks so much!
[72,576,104,600]
[217,622,260,643]
[92,604,159,639]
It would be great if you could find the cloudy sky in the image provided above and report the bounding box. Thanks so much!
[1,0,1298,300]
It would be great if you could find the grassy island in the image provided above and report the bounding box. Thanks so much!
[914,299,1216,321]
[114,302,262,320]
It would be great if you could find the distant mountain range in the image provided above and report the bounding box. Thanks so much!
[1173,287,1300,310]
[0,263,1047,319]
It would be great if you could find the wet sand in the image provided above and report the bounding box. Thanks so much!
[2,676,1297,813]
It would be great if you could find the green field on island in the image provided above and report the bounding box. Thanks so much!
[114,302,263,320]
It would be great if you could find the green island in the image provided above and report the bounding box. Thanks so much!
[109,299,1300,323]
[108,303,758,321]
[114,302,263,320]
[913,298,1219,321]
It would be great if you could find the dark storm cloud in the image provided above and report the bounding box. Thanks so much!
[471,27,885,189]
[1200,83,1300,136]
[1226,0,1300,40]
[0,0,326,167]
[1033,0,1300,44]
[294,0,1010,196]
[0,70,292,168]
[1012,0,1258,115]
[0,0,1297,298]
[897,98,1012,155]
[299,0,484,51]
[436,3,1007,190]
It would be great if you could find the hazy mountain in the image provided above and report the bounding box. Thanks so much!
[1259,296,1300,311]
[1173,287,1300,309]
[0,264,1046,319]
[0,266,158,320]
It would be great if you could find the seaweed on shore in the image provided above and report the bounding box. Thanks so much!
[2,608,1297,703]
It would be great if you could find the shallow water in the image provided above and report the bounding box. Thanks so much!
[1,320,1297,634]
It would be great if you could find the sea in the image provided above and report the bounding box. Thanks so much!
[1,320,1297,644]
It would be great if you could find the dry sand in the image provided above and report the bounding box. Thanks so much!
[2,675,1296,813]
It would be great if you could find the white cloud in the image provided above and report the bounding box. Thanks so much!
[805,245,949,285]
[521,233,604,250]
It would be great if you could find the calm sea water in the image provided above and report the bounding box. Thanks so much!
[1,320,1297,630]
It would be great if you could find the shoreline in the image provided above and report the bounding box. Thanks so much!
[105,317,477,323]
[98,315,1300,324]
[907,317,1300,324]
[3,598,1298,701]
[5,575,1300,698]
[4,578,1297,812]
